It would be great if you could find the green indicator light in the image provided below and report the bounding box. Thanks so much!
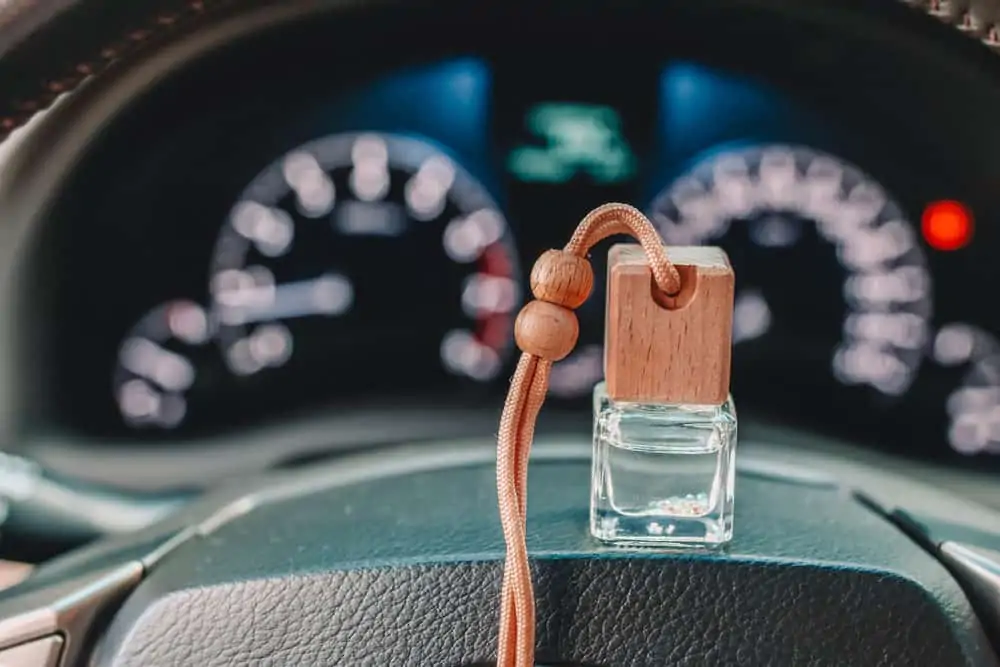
[507,103,636,184]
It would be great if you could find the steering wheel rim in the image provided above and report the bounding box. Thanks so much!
[81,438,1000,665]
[0,0,998,143]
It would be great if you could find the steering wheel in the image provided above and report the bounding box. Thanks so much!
[0,1,998,666]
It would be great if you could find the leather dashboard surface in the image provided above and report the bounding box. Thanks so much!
[91,456,998,666]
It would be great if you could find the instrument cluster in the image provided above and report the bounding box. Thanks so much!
[36,47,1000,467]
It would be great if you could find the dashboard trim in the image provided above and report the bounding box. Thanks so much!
[940,542,1000,646]
[23,427,1000,538]
[0,0,995,149]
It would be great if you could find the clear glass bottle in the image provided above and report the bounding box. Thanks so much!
[590,381,737,548]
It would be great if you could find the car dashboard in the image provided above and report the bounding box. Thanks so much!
[1,0,1000,496]
[0,2,1000,666]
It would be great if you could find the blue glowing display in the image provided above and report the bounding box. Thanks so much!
[660,62,804,160]
[651,61,834,199]
[308,58,492,172]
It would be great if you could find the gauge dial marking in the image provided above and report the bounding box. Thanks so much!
[934,324,1000,455]
[230,201,295,257]
[443,209,506,264]
[405,154,456,221]
[119,337,195,392]
[283,151,336,218]
[349,134,390,203]
[112,301,211,429]
[118,379,186,428]
[732,289,771,344]
[226,323,293,377]
[167,301,210,344]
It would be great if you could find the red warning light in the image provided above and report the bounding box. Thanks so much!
[921,200,973,251]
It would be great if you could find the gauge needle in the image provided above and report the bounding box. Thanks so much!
[215,273,354,325]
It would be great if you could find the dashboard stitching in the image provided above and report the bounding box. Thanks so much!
[911,0,1000,47]
[0,0,999,143]
[0,0,224,137]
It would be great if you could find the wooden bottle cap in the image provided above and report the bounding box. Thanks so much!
[604,244,734,405]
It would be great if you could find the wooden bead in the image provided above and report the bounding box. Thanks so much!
[514,300,579,361]
[530,250,593,309]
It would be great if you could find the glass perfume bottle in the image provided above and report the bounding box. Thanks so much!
[590,382,736,548]
[590,382,737,547]
[595,243,737,548]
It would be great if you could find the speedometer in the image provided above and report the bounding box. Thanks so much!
[110,132,520,433]
[649,144,932,396]
[211,132,520,391]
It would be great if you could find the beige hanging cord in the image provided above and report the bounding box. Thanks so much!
[495,203,681,667]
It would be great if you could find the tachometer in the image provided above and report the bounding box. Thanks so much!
[649,144,932,396]
[211,132,520,390]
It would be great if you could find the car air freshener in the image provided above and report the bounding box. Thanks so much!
[494,203,737,667]
[591,244,737,547]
